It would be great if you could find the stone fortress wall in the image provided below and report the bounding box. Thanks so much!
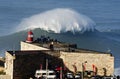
[60,51,114,76]
[21,41,114,76]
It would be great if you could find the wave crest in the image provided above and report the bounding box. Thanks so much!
[16,8,96,33]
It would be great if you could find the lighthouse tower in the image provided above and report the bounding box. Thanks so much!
[26,30,33,43]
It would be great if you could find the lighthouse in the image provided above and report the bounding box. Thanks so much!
[26,30,33,43]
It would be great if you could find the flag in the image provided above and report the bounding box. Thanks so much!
[40,64,42,70]
[55,66,62,71]
[72,64,77,73]
[92,64,97,75]
[82,63,86,71]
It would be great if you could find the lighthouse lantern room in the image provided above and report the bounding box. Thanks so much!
[26,30,33,43]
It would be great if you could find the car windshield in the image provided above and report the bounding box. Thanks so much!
[67,73,72,75]
[36,73,41,75]
[49,73,54,75]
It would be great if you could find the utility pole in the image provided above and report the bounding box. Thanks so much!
[82,63,83,79]
[60,67,62,79]
[46,59,48,79]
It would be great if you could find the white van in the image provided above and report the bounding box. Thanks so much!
[102,76,117,79]
[35,70,56,79]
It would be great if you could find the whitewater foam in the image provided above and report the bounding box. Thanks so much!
[16,8,96,33]
[115,67,120,75]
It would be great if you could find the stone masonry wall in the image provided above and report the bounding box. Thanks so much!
[60,51,114,76]
[5,52,14,79]
[20,41,114,76]
[13,51,63,79]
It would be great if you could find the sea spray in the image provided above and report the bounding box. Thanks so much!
[115,67,120,75]
[16,8,96,33]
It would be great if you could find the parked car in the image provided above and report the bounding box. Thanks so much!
[75,72,81,79]
[65,72,74,79]
[102,76,117,79]
[91,76,102,79]
[35,70,56,79]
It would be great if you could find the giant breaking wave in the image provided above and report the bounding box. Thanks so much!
[16,8,95,33]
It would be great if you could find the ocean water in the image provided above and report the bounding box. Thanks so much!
[0,0,120,35]
[0,0,120,75]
